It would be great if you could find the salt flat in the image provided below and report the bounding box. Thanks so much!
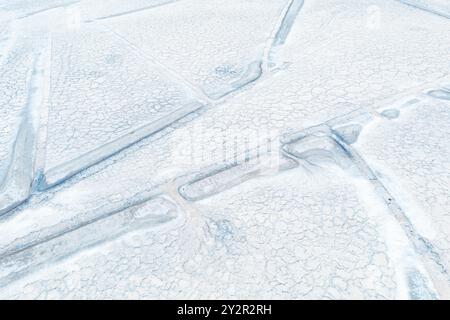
[0,0,449,299]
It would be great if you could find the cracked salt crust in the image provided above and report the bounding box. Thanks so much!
[0,0,450,299]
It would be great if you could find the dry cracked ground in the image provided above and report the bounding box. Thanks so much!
[0,0,449,300]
